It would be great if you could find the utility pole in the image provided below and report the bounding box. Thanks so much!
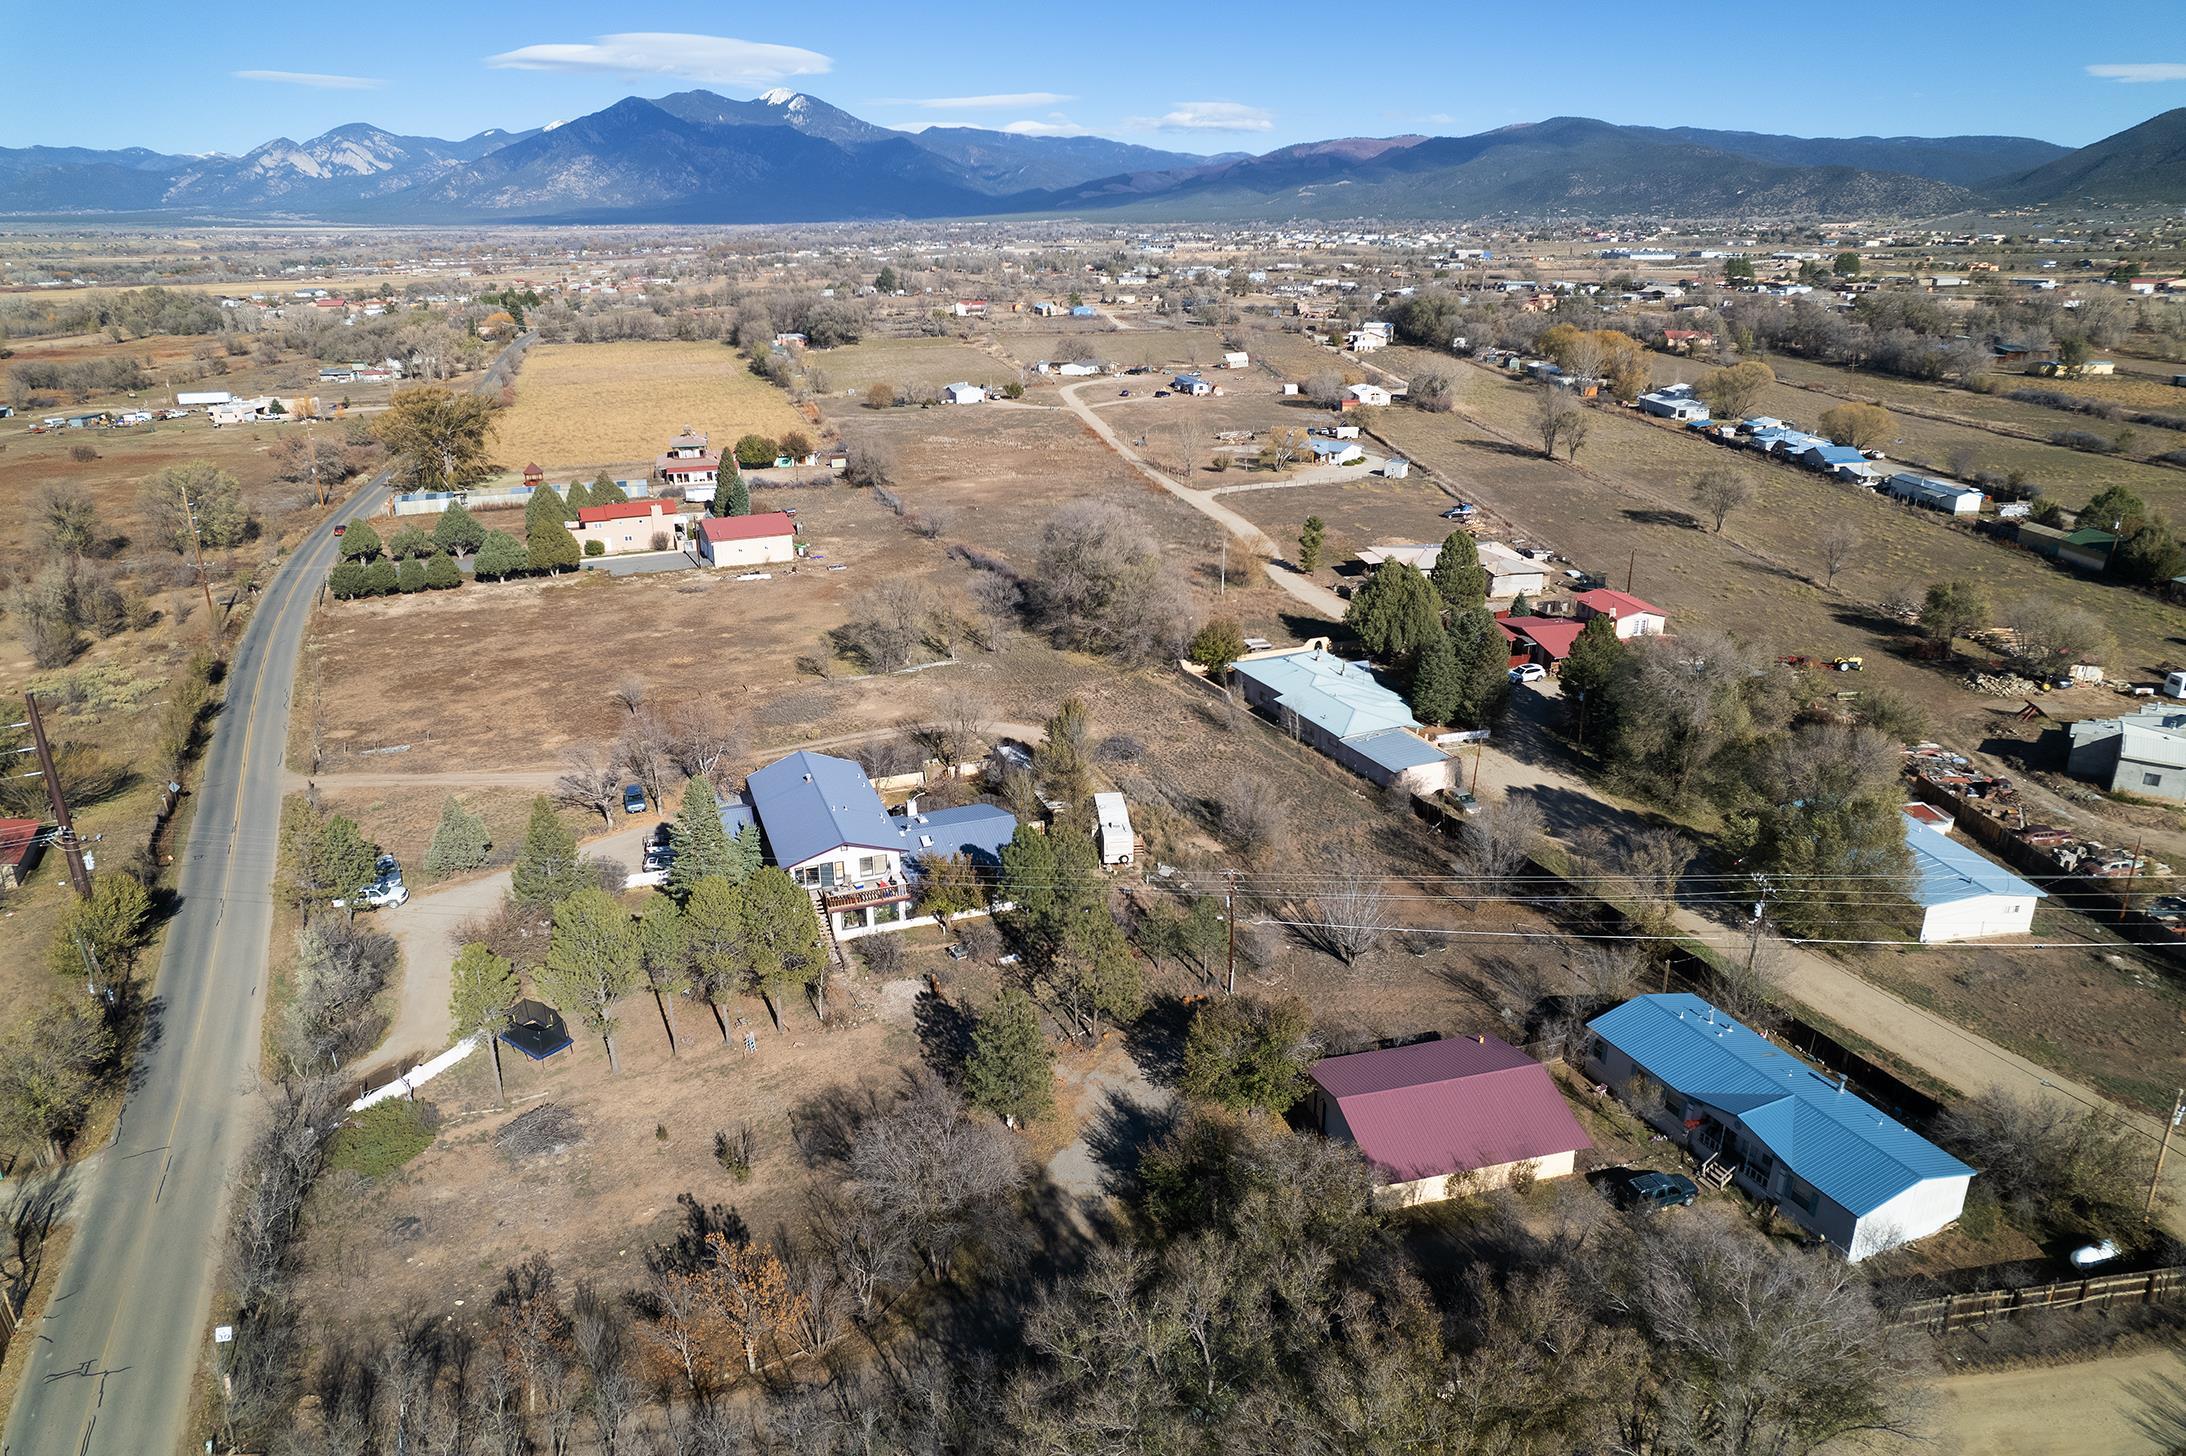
[1625,549,1637,595]
[23,692,91,897]
[2150,1089,2184,1221]
[1224,869,1239,996]
[179,474,219,630]
[2120,833,2145,926]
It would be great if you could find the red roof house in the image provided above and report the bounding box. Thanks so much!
[1308,1035,1592,1206]
[0,817,43,890]
[1573,588,1667,638]
[696,510,797,568]
[570,497,682,557]
[1500,616,1586,664]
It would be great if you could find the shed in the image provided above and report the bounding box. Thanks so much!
[1307,1035,1592,1207]
[942,382,987,405]
[1903,812,2044,941]
[0,817,43,891]
[696,511,797,569]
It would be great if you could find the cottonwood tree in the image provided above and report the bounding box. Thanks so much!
[1819,523,1859,587]
[47,872,153,985]
[1695,360,1775,421]
[1692,467,1754,533]
[1819,401,1893,450]
[448,942,519,1104]
[844,579,943,671]
[697,1232,808,1376]
[538,887,641,1072]
[1534,380,1578,459]
[664,699,744,786]
[2005,598,2113,674]
[139,460,250,553]
[375,386,499,490]
[1261,427,1309,473]
[849,1074,1027,1279]
[1463,797,1545,886]
[0,997,117,1151]
[282,914,396,1070]
[554,750,623,828]
[1938,1090,2148,1241]
[1030,500,1193,663]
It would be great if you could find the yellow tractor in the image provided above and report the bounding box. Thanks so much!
[1832,656,1865,672]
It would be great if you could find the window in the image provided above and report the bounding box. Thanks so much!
[872,902,900,925]
[858,855,884,877]
[1781,1177,1820,1215]
[2144,772,2164,788]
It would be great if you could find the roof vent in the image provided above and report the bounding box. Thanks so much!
[802,773,813,783]
[1474,1034,1485,1045]
[1837,1074,1848,1095]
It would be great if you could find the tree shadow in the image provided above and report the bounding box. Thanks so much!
[1119,993,1191,1089]
[1467,438,1551,461]
[912,991,975,1083]
[1620,508,1703,531]
[1082,1088,1181,1200]
[785,1080,888,1169]
[647,1191,750,1273]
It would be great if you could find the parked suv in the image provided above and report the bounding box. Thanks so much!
[334,855,407,910]
[1594,1168,1698,1212]
[623,782,648,815]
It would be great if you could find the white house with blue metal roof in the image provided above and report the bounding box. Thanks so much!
[743,751,1016,940]
[1902,811,2044,942]
[1585,994,1975,1259]
[1229,646,1456,792]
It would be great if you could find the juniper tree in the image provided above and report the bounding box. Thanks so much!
[963,986,1054,1125]
[423,796,491,879]
[511,797,585,906]
[448,943,519,1104]
[538,888,641,1073]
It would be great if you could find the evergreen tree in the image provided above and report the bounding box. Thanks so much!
[423,796,491,880]
[474,529,528,580]
[527,516,581,573]
[637,895,692,1055]
[423,554,462,590]
[363,559,399,595]
[729,824,763,883]
[1558,616,1626,747]
[964,987,1054,1125]
[1428,531,1487,609]
[327,561,369,598]
[523,481,574,533]
[1446,606,1513,728]
[682,876,744,1037]
[1409,628,1462,726]
[47,874,153,982]
[448,943,519,1104]
[1298,515,1326,572]
[1179,995,1313,1116]
[538,888,641,1073]
[719,473,751,517]
[1508,591,1533,618]
[385,524,437,560]
[1049,901,1143,1042]
[432,501,486,556]
[739,867,826,1030]
[396,558,429,593]
[511,797,585,905]
[338,520,382,561]
[666,779,735,900]
[998,823,1061,929]
[308,813,378,909]
[589,471,621,508]
[1344,558,1443,664]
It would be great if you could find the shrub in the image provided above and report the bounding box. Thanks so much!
[327,561,369,599]
[327,1099,435,1178]
[422,554,461,590]
[69,444,98,462]
[583,539,606,558]
[363,560,398,595]
[2049,429,2121,454]
[714,1124,755,1182]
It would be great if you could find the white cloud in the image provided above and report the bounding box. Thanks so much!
[874,92,1074,110]
[232,69,384,91]
[1125,101,1274,133]
[893,115,1090,137]
[486,33,832,87]
[2086,62,2186,83]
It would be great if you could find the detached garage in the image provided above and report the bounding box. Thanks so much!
[697,511,798,569]
[1904,812,2044,942]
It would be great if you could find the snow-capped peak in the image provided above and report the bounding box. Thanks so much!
[542,119,568,132]
[758,88,800,107]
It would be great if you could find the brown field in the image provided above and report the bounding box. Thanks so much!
[1654,353,2186,520]
[994,324,1217,373]
[494,341,813,471]
[286,660,1574,1338]
[802,335,1007,395]
[1376,348,2184,691]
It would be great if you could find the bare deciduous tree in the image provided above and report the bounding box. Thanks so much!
[555,750,622,828]
[848,1074,1026,1280]
[1819,524,1859,587]
[1290,852,1393,965]
[1463,797,1545,886]
[1692,468,1754,534]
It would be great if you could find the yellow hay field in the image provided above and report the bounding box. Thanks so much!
[495,341,813,469]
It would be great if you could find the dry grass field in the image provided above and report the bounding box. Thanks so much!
[494,341,813,471]
[804,336,1010,393]
[1652,353,2186,520]
[1373,347,2186,722]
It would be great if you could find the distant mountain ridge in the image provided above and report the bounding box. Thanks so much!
[0,92,2175,222]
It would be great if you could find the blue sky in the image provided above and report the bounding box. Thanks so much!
[6,2,2182,154]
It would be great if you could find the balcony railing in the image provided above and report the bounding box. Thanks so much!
[823,878,913,913]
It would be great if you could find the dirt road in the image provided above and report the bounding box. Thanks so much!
[1056,379,1347,620]
[1929,1346,2183,1455]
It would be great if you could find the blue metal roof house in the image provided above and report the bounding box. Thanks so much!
[1228,646,1456,793]
[1584,994,1974,1259]
[1903,813,2044,941]
[741,750,1016,941]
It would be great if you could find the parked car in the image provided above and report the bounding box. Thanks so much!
[1509,663,1547,684]
[623,783,648,815]
[1448,790,1481,815]
[1153,389,1172,398]
[641,827,672,874]
[1440,502,1476,521]
[2069,1239,2120,1269]
[1117,389,1131,398]
[334,856,407,911]
[332,523,347,537]
[1596,1169,1699,1212]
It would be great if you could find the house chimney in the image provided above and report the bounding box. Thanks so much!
[905,794,920,817]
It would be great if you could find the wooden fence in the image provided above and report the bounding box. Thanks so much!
[1891,1265,2184,1332]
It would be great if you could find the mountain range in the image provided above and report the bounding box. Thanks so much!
[2,92,2180,223]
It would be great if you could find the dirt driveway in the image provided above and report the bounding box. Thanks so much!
[1929,1345,2184,1455]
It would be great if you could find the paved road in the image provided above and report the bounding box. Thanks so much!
[2,336,533,1456]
